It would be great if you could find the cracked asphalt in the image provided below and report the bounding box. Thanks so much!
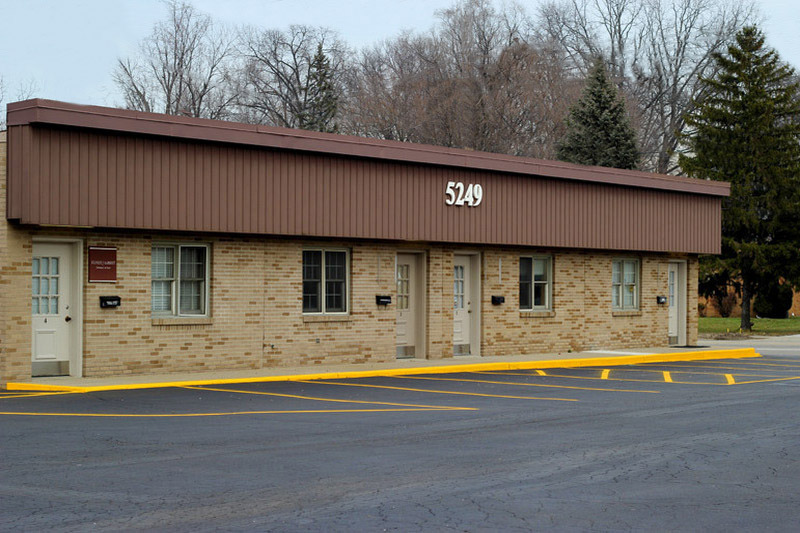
[2,354,800,531]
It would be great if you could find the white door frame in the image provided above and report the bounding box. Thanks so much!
[395,251,427,359]
[454,251,481,357]
[32,237,84,377]
[668,260,687,346]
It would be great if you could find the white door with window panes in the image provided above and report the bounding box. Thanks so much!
[668,262,686,345]
[453,255,471,353]
[31,243,74,376]
[668,263,678,342]
[396,254,417,357]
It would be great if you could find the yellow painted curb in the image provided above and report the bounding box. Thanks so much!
[5,348,760,393]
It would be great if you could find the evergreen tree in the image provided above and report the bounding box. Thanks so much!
[557,58,639,170]
[299,43,339,133]
[680,26,800,331]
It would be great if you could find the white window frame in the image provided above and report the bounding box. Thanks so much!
[151,243,211,318]
[520,255,553,311]
[612,258,640,310]
[302,248,350,315]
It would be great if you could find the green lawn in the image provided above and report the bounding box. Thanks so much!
[699,316,800,335]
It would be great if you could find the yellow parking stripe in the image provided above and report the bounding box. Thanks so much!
[601,369,610,380]
[732,376,800,385]
[481,370,726,386]
[536,370,547,376]
[482,370,672,384]
[663,371,673,383]
[299,380,578,402]
[0,391,81,400]
[0,408,455,418]
[638,361,800,372]
[182,385,472,410]
[396,375,660,394]
[574,366,794,379]
[726,374,736,385]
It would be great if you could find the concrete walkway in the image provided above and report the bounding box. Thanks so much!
[6,345,759,393]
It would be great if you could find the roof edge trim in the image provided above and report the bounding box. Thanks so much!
[7,99,730,197]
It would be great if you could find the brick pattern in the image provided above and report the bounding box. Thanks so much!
[1,134,699,381]
[481,249,687,355]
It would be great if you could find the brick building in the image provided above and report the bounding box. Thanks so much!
[0,100,728,383]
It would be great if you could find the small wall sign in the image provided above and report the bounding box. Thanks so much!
[89,247,117,283]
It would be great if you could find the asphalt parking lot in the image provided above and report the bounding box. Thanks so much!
[3,356,800,531]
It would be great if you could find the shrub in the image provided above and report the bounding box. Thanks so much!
[754,281,794,319]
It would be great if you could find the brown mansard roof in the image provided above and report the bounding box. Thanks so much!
[7,99,728,198]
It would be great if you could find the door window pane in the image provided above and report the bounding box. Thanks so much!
[454,265,465,309]
[397,264,410,311]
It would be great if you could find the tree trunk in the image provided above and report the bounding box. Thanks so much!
[740,281,753,332]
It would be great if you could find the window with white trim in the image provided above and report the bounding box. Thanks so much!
[612,258,639,310]
[151,244,210,316]
[302,249,349,314]
[520,256,552,310]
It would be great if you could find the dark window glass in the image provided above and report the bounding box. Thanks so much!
[325,251,347,312]
[533,283,545,307]
[519,257,532,310]
[179,246,206,315]
[302,251,322,313]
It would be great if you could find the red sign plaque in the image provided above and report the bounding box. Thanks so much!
[88,247,117,283]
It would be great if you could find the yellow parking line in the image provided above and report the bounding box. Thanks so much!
[663,371,673,383]
[755,358,800,365]
[0,391,80,400]
[726,374,736,385]
[482,370,672,384]
[0,408,453,418]
[396,375,660,394]
[638,361,800,372]
[690,360,800,368]
[182,385,472,410]
[299,380,578,402]
[536,370,547,376]
[601,369,610,380]
[732,376,800,385]
[480,370,725,386]
[578,366,792,379]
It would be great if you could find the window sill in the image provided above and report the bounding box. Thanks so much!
[303,314,352,323]
[520,310,555,318]
[612,310,642,317]
[152,317,213,326]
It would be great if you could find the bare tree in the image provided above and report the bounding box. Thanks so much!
[0,76,39,130]
[537,0,756,172]
[238,25,349,128]
[113,0,238,119]
[0,76,5,130]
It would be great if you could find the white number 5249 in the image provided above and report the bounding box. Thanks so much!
[445,181,483,207]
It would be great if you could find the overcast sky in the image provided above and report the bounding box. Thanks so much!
[0,0,798,109]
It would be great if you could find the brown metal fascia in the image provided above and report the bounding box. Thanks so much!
[7,99,730,197]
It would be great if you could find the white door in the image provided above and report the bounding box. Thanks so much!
[453,255,471,353]
[31,243,74,376]
[668,262,680,345]
[396,254,417,357]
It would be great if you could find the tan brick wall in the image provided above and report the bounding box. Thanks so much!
[0,133,35,382]
[1,133,699,381]
[480,249,686,355]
